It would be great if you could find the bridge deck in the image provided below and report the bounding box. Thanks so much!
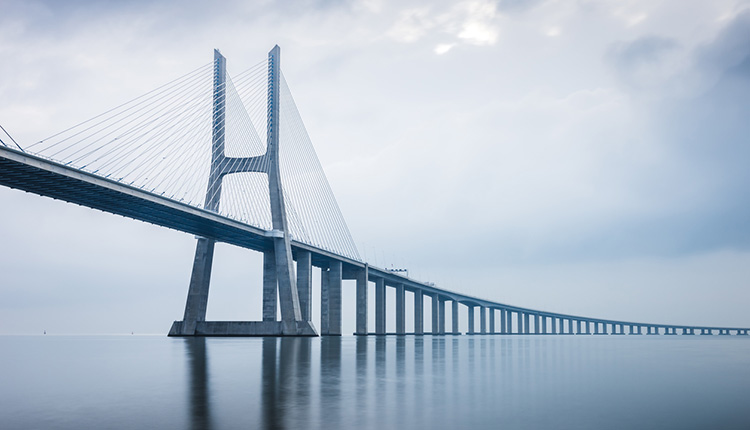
[2,146,747,334]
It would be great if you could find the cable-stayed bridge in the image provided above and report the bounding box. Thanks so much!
[1,47,747,337]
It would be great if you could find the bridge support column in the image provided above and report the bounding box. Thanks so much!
[320,269,329,334]
[262,249,278,321]
[480,307,487,334]
[452,301,459,334]
[551,317,557,334]
[438,298,446,334]
[431,295,440,335]
[535,315,541,334]
[507,311,514,334]
[414,289,424,335]
[355,266,368,335]
[489,309,495,334]
[524,313,530,334]
[375,278,385,335]
[172,237,216,335]
[468,306,475,334]
[296,251,312,322]
[396,284,406,335]
[500,309,506,334]
[517,312,524,334]
[323,261,342,336]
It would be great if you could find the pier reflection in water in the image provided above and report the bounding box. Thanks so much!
[182,335,750,430]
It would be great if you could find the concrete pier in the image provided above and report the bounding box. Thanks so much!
[396,284,405,335]
[327,261,342,336]
[355,266,367,335]
[297,251,312,322]
[468,306,475,334]
[431,294,440,335]
[489,309,495,334]
[375,278,385,335]
[480,307,487,334]
[507,311,513,334]
[438,298,446,334]
[517,312,523,334]
[452,301,459,334]
[320,268,329,334]
[169,320,316,336]
[414,289,424,335]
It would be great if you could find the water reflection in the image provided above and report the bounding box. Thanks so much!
[181,335,750,430]
[262,337,314,430]
[186,338,212,430]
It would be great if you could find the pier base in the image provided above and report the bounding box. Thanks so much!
[168,320,318,337]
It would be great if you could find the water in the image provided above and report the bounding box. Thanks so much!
[2,335,750,429]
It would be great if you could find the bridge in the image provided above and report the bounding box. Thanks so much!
[1,46,747,337]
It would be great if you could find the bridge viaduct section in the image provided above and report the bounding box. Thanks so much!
[2,143,749,336]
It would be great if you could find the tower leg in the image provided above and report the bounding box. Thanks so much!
[170,237,216,335]
[263,249,277,321]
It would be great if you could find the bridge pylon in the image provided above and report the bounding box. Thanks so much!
[169,47,317,336]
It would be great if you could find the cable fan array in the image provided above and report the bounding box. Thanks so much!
[23,55,361,261]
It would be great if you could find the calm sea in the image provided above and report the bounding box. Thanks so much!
[1,335,749,429]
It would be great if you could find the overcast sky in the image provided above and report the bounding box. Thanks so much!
[1,0,749,334]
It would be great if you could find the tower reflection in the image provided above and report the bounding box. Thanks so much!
[185,337,212,430]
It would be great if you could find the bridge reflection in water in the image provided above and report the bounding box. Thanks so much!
[183,336,750,429]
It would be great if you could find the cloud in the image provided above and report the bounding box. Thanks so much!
[600,11,750,257]
[496,0,547,14]
[455,1,499,45]
[387,7,435,43]
[387,1,500,49]
[605,35,683,91]
[434,43,456,54]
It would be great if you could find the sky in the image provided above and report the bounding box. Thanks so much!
[1,0,749,334]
